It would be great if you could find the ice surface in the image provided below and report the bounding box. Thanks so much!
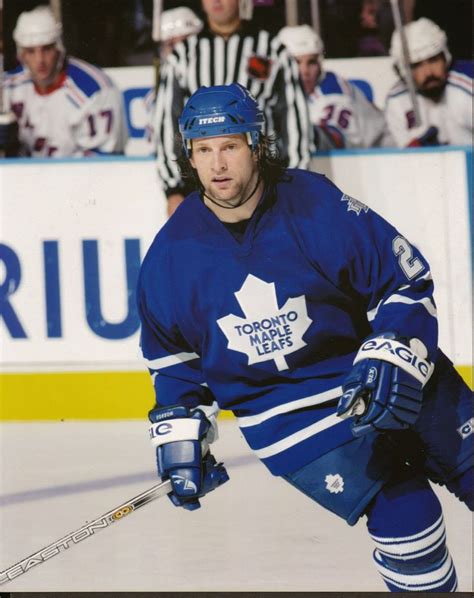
[0,420,472,592]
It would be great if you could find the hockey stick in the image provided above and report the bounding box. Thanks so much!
[152,0,163,92]
[49,0,62,22]
[0,478,172,586]
[389,0,421,127]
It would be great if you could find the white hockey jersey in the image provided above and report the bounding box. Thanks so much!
[384,67,473,147]
[4,57,127,157]
[307,71,393,148]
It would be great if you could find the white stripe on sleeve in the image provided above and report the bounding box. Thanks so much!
[145,351,199,370]
[367,293,437,322]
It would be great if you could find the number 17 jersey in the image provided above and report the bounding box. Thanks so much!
[5,56,127,157]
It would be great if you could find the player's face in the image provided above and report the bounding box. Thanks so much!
[201,0,239,27]
[411,54,448,99]
[295,54,321,95]
[190,134,259,208]
[20,44,59,87]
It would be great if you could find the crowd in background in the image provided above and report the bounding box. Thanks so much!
[3,0,473,68]
[1,0,472,185]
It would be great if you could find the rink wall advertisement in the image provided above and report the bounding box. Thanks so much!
[0,158,167,419]
[0,147,472,419]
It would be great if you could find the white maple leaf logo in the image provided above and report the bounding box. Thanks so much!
[216,274,312,371]
[341,193,369,215]
[325,473,344,494]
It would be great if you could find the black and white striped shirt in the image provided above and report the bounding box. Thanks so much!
[153,21,313,197]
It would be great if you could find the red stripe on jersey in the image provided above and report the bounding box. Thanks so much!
[64,79,87,105]
[34,70,67,95]
[449,72,472,91]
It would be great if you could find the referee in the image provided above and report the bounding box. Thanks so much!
[153,0,313,216]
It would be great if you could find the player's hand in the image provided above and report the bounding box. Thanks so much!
[337,332,434,437]
[149,405,229,510]
[408,125,440,147]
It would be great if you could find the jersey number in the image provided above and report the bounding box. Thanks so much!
[406,110,416,129]
[393,236,424,279]
[321,105,352,129]
[87,110,113,136]
[33,137,58,156]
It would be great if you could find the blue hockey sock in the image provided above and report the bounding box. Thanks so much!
[366,473,458,592]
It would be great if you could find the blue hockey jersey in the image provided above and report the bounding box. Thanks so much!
[137,169,438,476]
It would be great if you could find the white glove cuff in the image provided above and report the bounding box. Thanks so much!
[354,337,434,386]
[149,418,201,448]
[192,401,220,444]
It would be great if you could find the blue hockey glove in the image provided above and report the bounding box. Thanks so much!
[314,124,346,150]
[149,405,229,511]
[337,332,434,437]
[408,125,440,147]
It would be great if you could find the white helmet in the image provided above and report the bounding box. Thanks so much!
[13,6,63,50]
[390,18,451,77]
[160,7,203,42]
[278,25,324,57]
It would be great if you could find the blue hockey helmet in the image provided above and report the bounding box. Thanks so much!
[179,83,265,156]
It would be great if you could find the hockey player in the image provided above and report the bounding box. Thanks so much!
[152,0,312,216]
[144,7,204,154]
[4,6,127,157]
[278,24,393,149]
[385,18,472,147]
[137,83,473,592]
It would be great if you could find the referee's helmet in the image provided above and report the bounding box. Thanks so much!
[160,7,203,41]
[179,83,265,157]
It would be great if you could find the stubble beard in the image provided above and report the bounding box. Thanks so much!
[207,182,243,207]
[205,168,260,208]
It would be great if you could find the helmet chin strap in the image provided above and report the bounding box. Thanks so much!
[201,172,262,210]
